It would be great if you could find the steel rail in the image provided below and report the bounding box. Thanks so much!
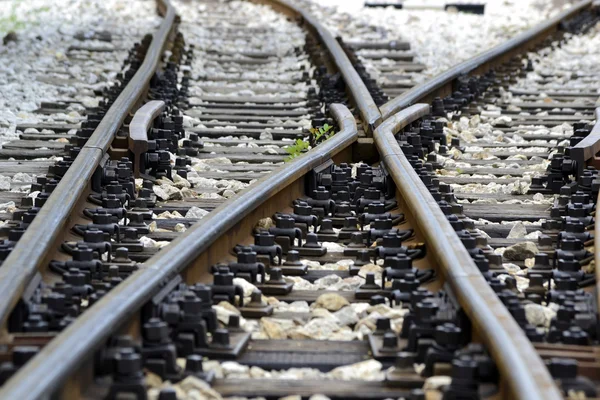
[0,104,357,399]
[0,0,378,394]
[249,0,382,132]
[0,1,177,333]
[373,104,563,400]
[379,0,593,120]
[571,106,600,176]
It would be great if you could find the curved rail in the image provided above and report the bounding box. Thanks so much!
[250,0,382,132]
[0,104,357,399]
[373,105,562,400]
[0,0,382,337]
[379,0,593,120]
[0,1,177,332]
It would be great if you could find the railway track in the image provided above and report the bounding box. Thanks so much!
[0,0,598,399]
[0,0,159,230]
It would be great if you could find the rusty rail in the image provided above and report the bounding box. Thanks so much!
[0,1,176,333]
[379,0,593,120]
[373,104,563,400]
[571,107,600,176]
[0,104,357,399]
[128,100,166,177]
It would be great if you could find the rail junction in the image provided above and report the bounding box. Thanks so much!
[0,0,598,399]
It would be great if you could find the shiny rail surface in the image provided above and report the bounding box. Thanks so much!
[373,105,562,400]
[0,104,357,400]
[0,0,377,394]
[0,0,596,398]
[0,0,177,332]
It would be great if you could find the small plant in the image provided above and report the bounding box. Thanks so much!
[284,124,336,162]
[310,123,334,144]
[284,138,310,162]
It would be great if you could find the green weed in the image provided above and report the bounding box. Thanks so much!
[284,138,310,162]
[284,123,336,162]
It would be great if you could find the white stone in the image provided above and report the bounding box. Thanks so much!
[172,173,191,188]
[312,293,349,311]
[314,274,342,289]
[329,360,383,381]
[233,278,258,298]
[153,184,182,200]
[333,306,359,326]
[185,206,209,219]
[502,263,523,276]
[221,361,249,377]
[256,217,274,230]
[424,376,452,390]
[174,223,186,232]
[503,241,539,260]
[213,302,241,324]
[260,317,296,339]
[507,222,527,239]
[0,176,10,191]
[524,303,547,327]
[358,264,383,279]
[289,317,340,340]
